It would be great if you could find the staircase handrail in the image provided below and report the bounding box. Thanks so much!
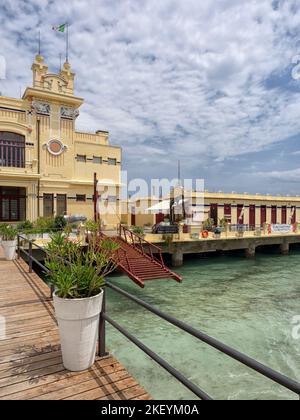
[119,225,166,269]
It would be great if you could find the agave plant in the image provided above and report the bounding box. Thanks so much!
[1,225,18,241]
[45,232,119,299]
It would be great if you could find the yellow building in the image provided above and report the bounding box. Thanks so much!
[125,191,300,228]
[0,54,121,228]
[196,191,300,227]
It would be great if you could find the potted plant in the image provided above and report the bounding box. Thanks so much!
[0,223,8,245]
[1,225,18,260]
[202,218,214,232]
[132,226,145,237]
[45,232,119,372]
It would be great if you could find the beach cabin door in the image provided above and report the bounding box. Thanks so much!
[271,206,277,224]
[261,206,266,226]
[249,205,256,229]
[282,206,287,224]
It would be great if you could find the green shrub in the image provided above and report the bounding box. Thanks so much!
[35,217,55,230]
[202,218,214,232]
[1,225,18,241]
[53,215,67,230]
[45,232,119,299]
[0,223,9,236]
[85,220,100,233]
[132,226,145,237]
[218,218,228,228]
[17,220,34,231]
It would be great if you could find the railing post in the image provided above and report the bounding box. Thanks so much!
[139,237,145,255]
[160,251,165,268]
[99,288,108,357]
[50,284,54,299]
[149,244,154,261]
[29,240,33,273]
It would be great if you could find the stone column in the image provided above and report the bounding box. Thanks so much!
[266,206,272,224]
[277,207,281,224]
[232,205,237,225]
[255,206,261,228]
[244,206,249,226]
[245,245,256,258]
[172,249,184,267]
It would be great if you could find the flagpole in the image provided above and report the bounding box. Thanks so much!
[38,30,41,55]
[66,23,69,63]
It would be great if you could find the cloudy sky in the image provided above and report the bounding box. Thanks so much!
[1,0,300,194]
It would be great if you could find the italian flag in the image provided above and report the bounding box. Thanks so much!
[52,24,66,33]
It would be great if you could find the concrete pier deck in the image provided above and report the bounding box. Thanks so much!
[0,248,151,400]
[143,232,300,267]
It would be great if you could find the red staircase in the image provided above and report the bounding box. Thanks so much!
[100,226,182,288]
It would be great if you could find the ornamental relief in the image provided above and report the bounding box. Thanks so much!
[60,106,79,119]
[42,75,68,94]
[31,100,51,115]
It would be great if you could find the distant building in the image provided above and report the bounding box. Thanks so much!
[125,191,300,228]
[0,54,121,227]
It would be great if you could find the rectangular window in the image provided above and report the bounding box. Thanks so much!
[108,196,117,203]
[57,194,67,216]
[76,194,86,202]
[77,155,86,162]
[43,194,54,218]
[108,158,117,165]
[93,156,102,164]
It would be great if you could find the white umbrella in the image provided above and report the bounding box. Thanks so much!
[146,200,170,212]
[238,206,245,222]
[289,207,295,224]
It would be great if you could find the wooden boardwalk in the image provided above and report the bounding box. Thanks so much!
[0,248,151,400]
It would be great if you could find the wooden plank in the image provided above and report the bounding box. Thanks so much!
[3,358,120,400]
[0,350,62,373]
[64,377,140,400]
[0,248,152,400]
[33,369,131,400]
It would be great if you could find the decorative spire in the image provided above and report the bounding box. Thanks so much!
[31,54,48,87]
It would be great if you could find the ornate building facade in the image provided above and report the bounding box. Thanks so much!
[0,54,121,228]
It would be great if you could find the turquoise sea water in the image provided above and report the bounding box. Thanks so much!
[105,250,300,400]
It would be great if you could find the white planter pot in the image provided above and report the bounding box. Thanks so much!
[2,240,17,260]
[53,290,104,372]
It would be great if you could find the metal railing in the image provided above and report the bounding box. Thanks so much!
[100,282,300,400]
[16,235,300,400]
[17,234,54,297]
[119,224,166,268]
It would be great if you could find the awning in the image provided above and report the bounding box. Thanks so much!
[146,198,190,212]
[146,200,170,212]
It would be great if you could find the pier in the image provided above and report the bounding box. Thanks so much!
[0,247,151,400]
[142,231,300,267]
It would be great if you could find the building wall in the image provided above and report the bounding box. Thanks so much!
[199,193,300,226]
[0,55,121,228]
[126,193,300,227]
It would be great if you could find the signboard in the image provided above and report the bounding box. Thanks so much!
[271,224,293,233]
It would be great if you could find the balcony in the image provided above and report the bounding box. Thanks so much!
[0,141,25,168]
[0,132,25,169]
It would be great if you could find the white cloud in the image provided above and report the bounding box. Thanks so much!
[1,0,300,187]
[259,167,300,183]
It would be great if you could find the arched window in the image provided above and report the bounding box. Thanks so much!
[0,132,25,168]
